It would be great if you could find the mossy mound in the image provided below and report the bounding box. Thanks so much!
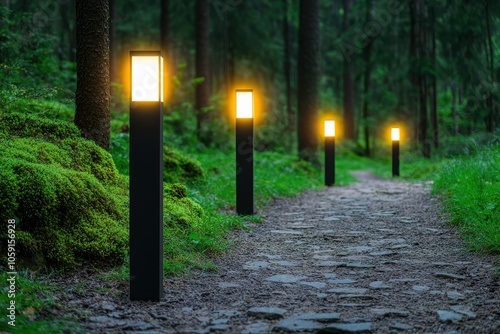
[163,183,203,228]
[0,137,129,269]
[0,112,80,141]
[0,112,128,269]
[164,146,205,183]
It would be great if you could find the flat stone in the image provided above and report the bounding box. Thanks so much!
[218,282,240,289]
[389,322,412,330]
[243,261,270,270]
[271,261,299,267]
[434,272,466,280]
[270,230,303,235]
[369,281,391,289]
[273,318,323,332]
[316,261,347,267]
[446,291,465,300]
[412,285,430,291]
[319,322,372,333]
[328,288,368,294]
[296,313,341,323]
[368,251,397,256]
[330,279,357,284]
[450,305,476,318]
[300,281,327,289]
[324,273,337,279]
[323,217,341,221]
[437,310,463,323]
[265,274,304,283]
[346,263,375,268]
[370,308,409,317]
[242,322,270,334]
[122,321,156,331]
[288,225,315,229]
[248,307,287,320]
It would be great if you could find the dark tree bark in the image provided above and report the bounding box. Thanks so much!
[75,0,110,150]
[283,0,293,153]
[484,0,495,132]
[430,4,438,149]
[362,0,373,156]
[195,0,211,145]
[409,0,419,142]
[109,0,117,83]
[342,0,356,141]
[297,0,320,165]
[419,0,430,157]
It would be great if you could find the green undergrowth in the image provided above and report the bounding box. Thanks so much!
[433,144,500,255]
[0,271,83,333]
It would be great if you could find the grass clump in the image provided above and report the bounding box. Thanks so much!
[433,144,500,254]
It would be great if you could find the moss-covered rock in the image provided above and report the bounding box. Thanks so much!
[164,146,205,183]
[0,115,129,269]
[0,112,80,141]
[163,183,203,229]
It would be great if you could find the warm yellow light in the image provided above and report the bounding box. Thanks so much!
[131,55,162,102]
[325,120,335,137]
[236,90,253,118]
[392,128,400,141]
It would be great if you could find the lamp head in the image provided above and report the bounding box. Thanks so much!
[236,90,253,119]
[325,120,335,137]
[131,51,163,102]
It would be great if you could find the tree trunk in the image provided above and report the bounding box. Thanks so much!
[195,0,211,145]
[75,0,110,150]
[297,0,320,165]
[430,4,438,149]
[109,0,118,83]
[342,0,356,140]
[362,0,373,156]
[409,0,419,143]
[283,0,293,153]
[419,0,430,157]
[484,0,495,132]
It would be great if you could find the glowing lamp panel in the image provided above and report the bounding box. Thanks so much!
[325,120,335,137]
[392,128,400,141]
[236,91,253,118]
[131,56,161,102]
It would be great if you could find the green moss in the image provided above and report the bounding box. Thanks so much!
[0,112,80,141]
[164,146,205,183]
[0,134,128,269]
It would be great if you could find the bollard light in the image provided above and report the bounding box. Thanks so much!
[235,89,254,215]
[391,127,400,177]
[324,120,336,186]
[129,51,164,302]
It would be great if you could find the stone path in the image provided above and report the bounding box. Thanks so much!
[67,172,500,333]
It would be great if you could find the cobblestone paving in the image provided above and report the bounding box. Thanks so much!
[69,173,500,333]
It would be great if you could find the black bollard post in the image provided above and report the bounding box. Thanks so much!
[129,51,164,301]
